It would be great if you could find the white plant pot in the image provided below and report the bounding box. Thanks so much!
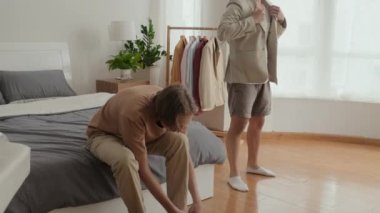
[117,69,133,80]
[148,65,161,86]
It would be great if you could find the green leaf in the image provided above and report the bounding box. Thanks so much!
[108,18,166,71]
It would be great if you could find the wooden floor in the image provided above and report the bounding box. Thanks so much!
[201,137,380,213]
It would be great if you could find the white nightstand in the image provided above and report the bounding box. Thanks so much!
[0,133,30,212]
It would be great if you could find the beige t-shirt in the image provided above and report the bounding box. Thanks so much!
[87,85,166,158]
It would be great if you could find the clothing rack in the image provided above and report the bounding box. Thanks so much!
[165,26,218,86]
[165,26,227,139]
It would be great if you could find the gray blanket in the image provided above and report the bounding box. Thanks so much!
[0,108,225,213]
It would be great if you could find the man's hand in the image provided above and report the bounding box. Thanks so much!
[252,0,265,24]
[269,5,285,23]
[188,201,202,213]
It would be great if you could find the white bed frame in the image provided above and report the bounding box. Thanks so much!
[0,42,215,212]
[0,42,72,84]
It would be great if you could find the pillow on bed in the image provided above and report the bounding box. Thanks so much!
[187,121,226,167]
[0,91,6,105]
[0,70,76,103]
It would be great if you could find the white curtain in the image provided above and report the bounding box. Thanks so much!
[274,0,380,103]
[149,0,201,87]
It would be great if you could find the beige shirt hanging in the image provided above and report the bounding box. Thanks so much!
[199,38,228,111]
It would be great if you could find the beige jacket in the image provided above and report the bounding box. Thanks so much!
[217,0,286,84]
[199,38,228,111]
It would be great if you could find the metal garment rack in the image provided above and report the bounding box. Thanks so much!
[165,25,218,86]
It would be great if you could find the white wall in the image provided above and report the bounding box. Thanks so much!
[0,0,151,94]
[265,98,380,139]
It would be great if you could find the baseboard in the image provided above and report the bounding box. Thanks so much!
[211,130,380,147]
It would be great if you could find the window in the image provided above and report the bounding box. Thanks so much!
[274,0,380,103]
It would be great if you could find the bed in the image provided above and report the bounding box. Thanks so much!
[0,43,226,213]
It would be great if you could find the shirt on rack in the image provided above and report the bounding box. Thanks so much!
[186,37,200,97]
[199,37,228,111]
[180,36,195,85]
[171,35,187,83]
[192,37,209,110]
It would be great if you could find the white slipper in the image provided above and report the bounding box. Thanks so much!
[228,176,249,192]
[247,166,276,177]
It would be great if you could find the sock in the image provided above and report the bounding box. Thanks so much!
[247,166,276,177]
[228,176,249,192]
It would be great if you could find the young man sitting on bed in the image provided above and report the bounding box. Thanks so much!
[86,84,201,213]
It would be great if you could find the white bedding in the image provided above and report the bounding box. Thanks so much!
[0,93,114,118]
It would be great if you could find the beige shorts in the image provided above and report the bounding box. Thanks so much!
[227,82,271,118]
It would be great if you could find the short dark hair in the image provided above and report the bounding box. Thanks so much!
[152,84,197,128]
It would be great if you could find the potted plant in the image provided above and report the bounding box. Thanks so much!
[125,19,166,84]
[106,50,142,80]
[135,19,166,68]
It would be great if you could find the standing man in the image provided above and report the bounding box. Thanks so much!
[217,0,286,192]
[86,84,201,212]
